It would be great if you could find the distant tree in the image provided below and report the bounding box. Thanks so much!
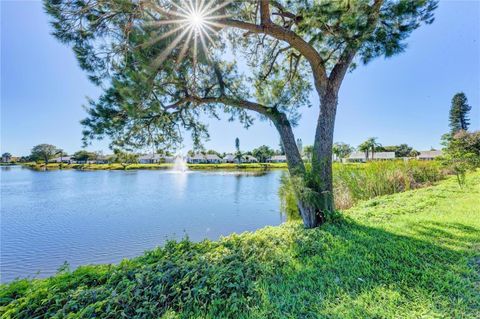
[332,142,353,160]
[157,149,173,156]
[358,138,381,160]
[235,138,240,152]
[394,144,413,158]
[19,156,31,163]
[442,130,480,186]
[73,150,96,163]
[409,150,420,157]
[252,145,275,163]
[2,152,12,162]
[30,144,60,164]
[376,145,393,152]
[303,145,314,162]
[449,93,471,133]
[296,138,303,156]
[113,149,139,169]
[234,138,242,162]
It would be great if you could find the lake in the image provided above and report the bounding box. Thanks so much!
[0,166,285,283]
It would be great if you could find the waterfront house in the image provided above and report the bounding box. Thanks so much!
[417,150,443,160]
[93,155,110,164]
[139,154,162,164]
[205,154,222,164]
[223,154,236,163]
[242,155,258,163]
[51,156,75,164]
[346,151,395,163]
[187,154,223,164]
[267,155,287,163]
[187,154,206,164]
[139,154,175,164]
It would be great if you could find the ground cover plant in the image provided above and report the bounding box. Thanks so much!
[1,171,478,318]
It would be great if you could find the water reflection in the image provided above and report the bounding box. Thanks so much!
[278,171,302,222]
[0,167,284,282]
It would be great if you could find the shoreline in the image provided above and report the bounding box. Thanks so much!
[1,172,478,317]
[18,162,288,171]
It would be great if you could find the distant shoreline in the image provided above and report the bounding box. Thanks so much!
[18,162,288,171]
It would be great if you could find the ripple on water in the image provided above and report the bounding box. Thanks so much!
[0,167,284,283]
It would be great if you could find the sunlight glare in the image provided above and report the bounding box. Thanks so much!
[189,11,205,30]
[145,0,232,69]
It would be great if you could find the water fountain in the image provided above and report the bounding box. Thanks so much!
[172,155,188,172]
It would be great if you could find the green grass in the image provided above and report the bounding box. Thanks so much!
[1,172,479,318]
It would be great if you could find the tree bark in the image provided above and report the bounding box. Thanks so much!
[311,92,338,219]
[270,110,324,228]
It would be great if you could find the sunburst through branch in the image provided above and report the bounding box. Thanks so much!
[144,0,232,71]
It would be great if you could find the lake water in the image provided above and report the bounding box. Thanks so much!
[0,166,284,283]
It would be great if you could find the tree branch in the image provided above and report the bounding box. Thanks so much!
[259,0,271,25]
[328,0,384,94]
[218,18,328,95]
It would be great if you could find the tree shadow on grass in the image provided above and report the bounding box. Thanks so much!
[258,219,480,318]
[2,220,479,319]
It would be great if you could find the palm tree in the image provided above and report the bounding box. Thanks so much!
[2,152,12,163]
[359,138,381,161]
[234,137,242,163]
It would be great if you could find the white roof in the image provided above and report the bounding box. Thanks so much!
[269,155,287,160]
[205,154,221,160]
[417,150,442,158]
[348,152,366,160]
[138,154,163,160]
[52,156,72,161]
[348,152,395,160]
[371,152,395,159]
[189,154,205,160]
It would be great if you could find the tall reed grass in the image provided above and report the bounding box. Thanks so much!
[280,160,445,218]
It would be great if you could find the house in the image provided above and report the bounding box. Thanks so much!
[187,154,223,164]
[417,150,442,160]
[187,154,206,164]
[223,154,236,163]
[267,155,287,163]
[164,156,175,163]
[138,154,175,164]
[346,151,396,163]
[346,152,366,162]
[1,155,18,163]
[93,155,110,164]
[51,156,75,164]
[242,155,258,163]
[205,154,222,164]
[139,154,162,164]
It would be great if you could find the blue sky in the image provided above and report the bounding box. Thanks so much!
[1,0,479,156]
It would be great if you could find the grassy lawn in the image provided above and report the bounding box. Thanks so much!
[1,172,479,318]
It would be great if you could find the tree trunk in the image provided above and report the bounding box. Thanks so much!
[311,92,338,220]
[270,110,324,228]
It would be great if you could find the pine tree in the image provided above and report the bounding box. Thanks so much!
[449,93,471,133]
[45,0,438,228]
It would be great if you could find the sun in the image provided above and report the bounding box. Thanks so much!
[188,10,205,30]
[144,0,232,69]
